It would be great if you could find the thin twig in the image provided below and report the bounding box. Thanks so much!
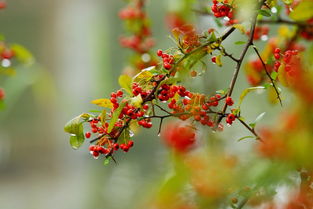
[237,117,260,140]
[252,46,282,106]
[217,1,263,127]
[217,47,240,62]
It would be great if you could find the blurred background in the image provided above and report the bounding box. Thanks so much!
[0,0,290,209]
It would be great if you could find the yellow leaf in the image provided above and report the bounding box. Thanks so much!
[100,109,107,123]
[233,24,246,34]
[267,85,279,104]
[133,66,154,84]
[91,98,113,108]
[289,0,313,21]
[216,54,223,67]
[277,63,289,87]
[130,94,143,108]
[118,74,132,95]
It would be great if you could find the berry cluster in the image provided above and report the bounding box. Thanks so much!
[119,36,155,54]
[118,0,156,71]
[273,48,298,76]
[132,82,151,99]
[300,18,313,40]
[211,0,237,25]
[157,50,175,70]
[161,121,196,152]
[171,24,200,52]
[88,140,134,159]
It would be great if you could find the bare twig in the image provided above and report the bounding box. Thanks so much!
[252,46,282,106]
[236,117,260,140]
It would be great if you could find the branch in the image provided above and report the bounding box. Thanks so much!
[90,27,236,145]
[258,18,313,27]
[237,117,261,140]
[193,8,313,28]
[217,47,240,62]
[217,3,262,126]
[252,46,282,106]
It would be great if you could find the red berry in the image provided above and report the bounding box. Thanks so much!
[142,104,149,110]
[110,97,117,104]
[0,2,6,9]
[274,53,280,60]
[211,56,216,63]
[116,90,123,97]
[128,140,134,147]
[163,62,171,70]
[1,49,14,59]
[85,132,91,138]
[89,145,96,151]
[113,143,119,150]
[0,88,5,100]
[274,48,281,53]
[225,97,234,106]
[92,151,100,157]
[157,49,163,56]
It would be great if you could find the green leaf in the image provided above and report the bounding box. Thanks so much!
[99,109,107,123]
[133,66,155,88]
[238,86,265,107]
[11,44,34,65]
[270,71,278,80]
[118,74,132,95]
[259,9,271,17]
[64,115,83,134]
[234,41,246,45]
[108,101,127,133]
[119,128,130,144]
[237,136,255,141]
[216,89,226,95]
[64,114,90,149]
[289,0,313,21]
[249,123,256,129]
[103,157,111,165]
[207,32,217,42]
[130,94,143,108]
[69,130,84,150]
